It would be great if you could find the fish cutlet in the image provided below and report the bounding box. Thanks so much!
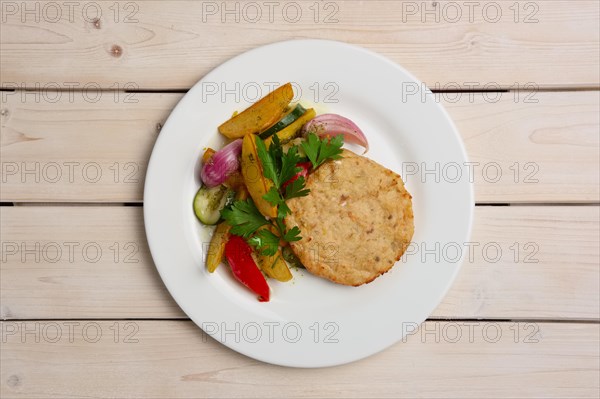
[285,150,414,286]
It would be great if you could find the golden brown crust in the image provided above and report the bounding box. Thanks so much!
[285,150,414,286]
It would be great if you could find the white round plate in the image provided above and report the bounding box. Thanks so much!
[144,40,473,368]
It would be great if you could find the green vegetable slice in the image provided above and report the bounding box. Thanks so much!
[193,185,234,225]
[258,104,307,139]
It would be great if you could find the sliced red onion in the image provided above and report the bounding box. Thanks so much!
[301,114,369,152]
[200,139,242,187]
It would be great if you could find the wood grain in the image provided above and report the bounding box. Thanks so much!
[2,91,598,203]
[1,1,598,89]
[0,93,180,202]
[1,320,598,398]
[449,91,600,203]
[1,206,598,320]
[0,206,182,320]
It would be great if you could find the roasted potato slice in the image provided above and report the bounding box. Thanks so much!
[218,83,293,139]
[240,134,277,218]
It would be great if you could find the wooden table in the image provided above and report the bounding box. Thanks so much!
[1,1,599,397]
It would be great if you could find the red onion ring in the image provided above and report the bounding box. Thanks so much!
[301,114,369,152]
[200,139,242,187]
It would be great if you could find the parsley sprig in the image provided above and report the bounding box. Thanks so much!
[301,132,344,169]
[222,132,343,256]
[255,135,301,190]
[221,199,268,238]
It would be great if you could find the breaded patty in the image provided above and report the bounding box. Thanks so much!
[285,150,414,286]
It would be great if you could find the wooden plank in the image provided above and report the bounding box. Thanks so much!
[0,206,183,319]
[2,91,598,203]
[1,320,598,398]
[1,1,598,89]
[433,206,600,320]
[1,206,598,320]
[451,90,600,203]
[0,93,179,202]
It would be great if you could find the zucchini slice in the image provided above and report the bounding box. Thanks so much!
[193,185,235,225]
[265,107,316,147]
[258,104,307,139]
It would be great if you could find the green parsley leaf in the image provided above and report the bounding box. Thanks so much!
[268,135,284,170]
[274,218,287,235]
[300,132,319,168]
[262,186,284,207]
[221,199,268,238]
[254,135,278,187]
[277,201,291,219]
[301,132,344,169]
[283,226,302,242]
[247,229,280,256]
[319,134,344,163]
[279,146,301,187]
[258,134,302,191]
[284,176,310,200]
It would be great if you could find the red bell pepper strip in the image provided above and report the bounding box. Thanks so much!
[224,235,270,302]
[282,162,311,190]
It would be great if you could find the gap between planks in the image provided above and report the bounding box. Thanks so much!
[6,203,600,207]
[3,317,599,324]
[2,88,599,93]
